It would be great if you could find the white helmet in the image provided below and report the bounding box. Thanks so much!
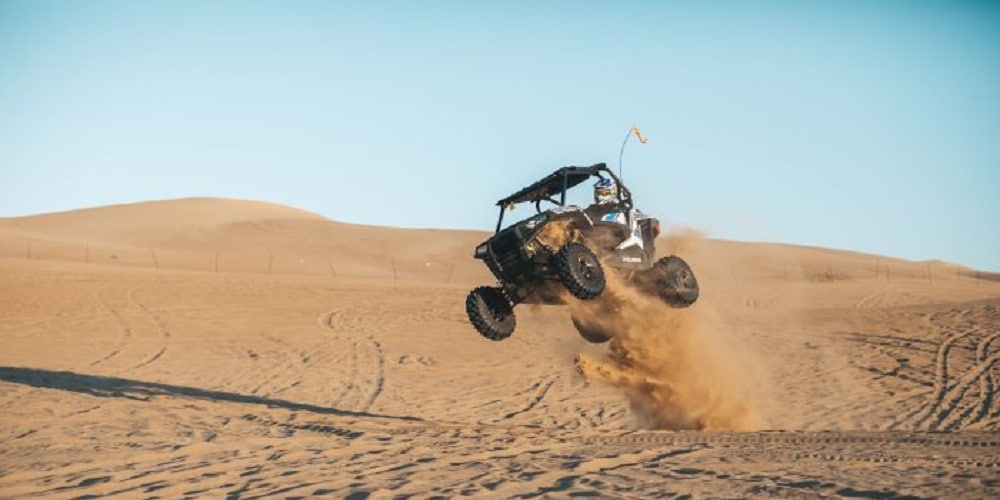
[594,178,618,204]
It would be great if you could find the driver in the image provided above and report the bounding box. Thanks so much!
[586,176,645,251]
[593,178,618,206]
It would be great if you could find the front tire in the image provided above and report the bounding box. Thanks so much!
[466,286,516,341]
[553,243,606,300]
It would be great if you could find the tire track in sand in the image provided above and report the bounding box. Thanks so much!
[579,431,1000,468]
[89,287,133,368]
[495,375,559,422]
[70,286,175,377]
[318,310,386,413]
[128,288,171,370]
[854,293,884,309]
[906,328,975,429]
[884,304,997,431]
[937,331,999,431]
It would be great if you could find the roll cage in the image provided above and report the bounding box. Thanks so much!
[493,163,634,233]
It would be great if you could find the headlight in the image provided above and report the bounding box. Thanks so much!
[524,240,536,255]
[475,243,488,256]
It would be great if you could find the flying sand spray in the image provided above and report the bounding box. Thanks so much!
[573,126,764,430]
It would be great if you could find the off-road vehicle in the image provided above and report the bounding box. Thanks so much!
[466,163,699,342]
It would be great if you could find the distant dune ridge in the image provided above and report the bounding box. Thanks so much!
[1,197,998,498]
[0,198,490,281]
[2,197,990,282]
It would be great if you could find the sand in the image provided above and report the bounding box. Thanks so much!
[1,197,997,498]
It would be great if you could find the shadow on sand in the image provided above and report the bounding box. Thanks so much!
[0,366,421,422]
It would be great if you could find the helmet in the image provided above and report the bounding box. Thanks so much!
[594,178,618,204]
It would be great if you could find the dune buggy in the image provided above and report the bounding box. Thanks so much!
[466,163,699,342]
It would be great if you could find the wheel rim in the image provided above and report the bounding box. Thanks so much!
[577,256,597,280]
[479,293,510,322]
[556,243,605,300]
[665,259,695,290]
[673,269,690,287]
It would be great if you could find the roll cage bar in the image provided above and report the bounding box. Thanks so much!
[493,163,633,233]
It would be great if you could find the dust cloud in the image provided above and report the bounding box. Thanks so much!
[572,232,764,431]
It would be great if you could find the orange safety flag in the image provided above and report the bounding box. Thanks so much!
[631,125,648,144]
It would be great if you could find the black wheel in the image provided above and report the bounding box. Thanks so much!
[571,315,614,344]
[466,286,516,341]
[553,243,606,300]
[653,255,699,307]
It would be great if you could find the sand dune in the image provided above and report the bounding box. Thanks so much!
[1,198,997,497]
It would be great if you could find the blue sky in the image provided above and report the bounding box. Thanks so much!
[1,1,998,270]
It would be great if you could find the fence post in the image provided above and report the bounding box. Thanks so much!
[328,258,337,278]
[151,248,159,269]
[25,240,31,259]
[391,258,398,282]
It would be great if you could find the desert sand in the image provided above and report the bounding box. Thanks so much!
[1,198,997,498]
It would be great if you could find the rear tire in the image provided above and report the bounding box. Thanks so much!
[466,286,516,341]
[553,243,606,300]
[652,255,699,307]
[571,315,615,344]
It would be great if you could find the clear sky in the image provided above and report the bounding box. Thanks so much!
[1,1,998,270]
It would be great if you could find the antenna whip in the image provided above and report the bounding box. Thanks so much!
[618,125,647,179]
